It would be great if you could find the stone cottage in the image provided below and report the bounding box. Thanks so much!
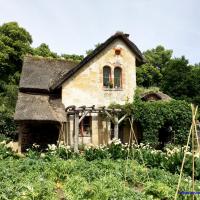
[14,32,145,152]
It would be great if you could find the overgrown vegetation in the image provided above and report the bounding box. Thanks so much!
[0,140,200,200]
[110,89,192,146]
[133,99,191,145]
[137,46,200,106]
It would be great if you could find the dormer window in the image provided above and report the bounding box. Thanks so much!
[103,66,111,88]
[114,67,122,88]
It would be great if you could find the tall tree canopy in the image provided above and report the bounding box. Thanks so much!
[136,64,162,87]
[137,45,172,87]
[33,43,58,58]
[160,56,200,105]
[143,45,173,71]
[0,22,33,83]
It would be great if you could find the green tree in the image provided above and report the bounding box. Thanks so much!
[0,22,33,135]
[33,43,58,58]
[0,22,32,82]
[137,45,173,87]
[161,56,191,99]
[86,43,101,55]
[185,66,200,105]
[136,64,162,87]
[144,45,173,71]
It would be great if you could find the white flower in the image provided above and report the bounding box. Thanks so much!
[112,138,121,145]
[140,143,144,147]
[40,153,45,158]
[32,143,40,148]
[0,140,6,145]
[48,144,57,151]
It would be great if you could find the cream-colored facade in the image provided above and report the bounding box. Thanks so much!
[62,39,136,107]
[62,38,137,146]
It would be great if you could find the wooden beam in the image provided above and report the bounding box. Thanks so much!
[79,111,89,123]
[114,114,119,139]
[79,105,86,110]
[65,105,76,112]
[74,112,79,153]
[104,110,113,122]
[118,114,128,124]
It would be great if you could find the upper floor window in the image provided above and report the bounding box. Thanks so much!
[103,66,111,87]
[114,67,122,88]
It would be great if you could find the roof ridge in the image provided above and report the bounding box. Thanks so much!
[24,55,80,64]
[50,32,145,90]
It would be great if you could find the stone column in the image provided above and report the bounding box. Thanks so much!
[18,122,32,153]
[92,114,99,145]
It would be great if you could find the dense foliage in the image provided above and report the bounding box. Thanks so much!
[137,45,172,87]
[0,140,200,200]
[137,46,200,106]
[133,99,192,145]
[161,57,200,105]
[110,91,192,146]
[84,140,200,180]
[0,22,83,135]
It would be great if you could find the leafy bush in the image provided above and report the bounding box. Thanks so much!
[1,137,200,200]
[84,140,200,180]
[133,99,192,145]
[84,145,111,161]
[0,141,16,159]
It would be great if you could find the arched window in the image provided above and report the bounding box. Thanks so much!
[103,66,111,87]
[114,67,122,88]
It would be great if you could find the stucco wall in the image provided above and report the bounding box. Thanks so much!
[62,39,137,107]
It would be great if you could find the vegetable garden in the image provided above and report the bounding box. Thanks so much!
[1,138,200,200]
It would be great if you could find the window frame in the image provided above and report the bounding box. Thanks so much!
[103,66,112,88]
[114,67,122,88]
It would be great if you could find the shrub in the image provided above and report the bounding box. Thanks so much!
[133,99,192,145]
[84,145,110,161]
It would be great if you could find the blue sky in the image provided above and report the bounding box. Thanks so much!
[0,0,199,64]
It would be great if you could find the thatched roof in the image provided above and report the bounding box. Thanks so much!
[141,92,172,102]
[19,56,78,93]
[51,32,145,90]
[14,92,66,122]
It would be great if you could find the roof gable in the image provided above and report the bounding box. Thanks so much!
[50,32,145,90]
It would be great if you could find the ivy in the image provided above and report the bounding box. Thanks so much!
[133,99,192,145]
[110,93,192,146]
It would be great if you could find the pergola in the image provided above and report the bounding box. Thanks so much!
[65,105,128,152]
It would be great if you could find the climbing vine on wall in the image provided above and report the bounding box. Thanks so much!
[133,99,191,145]
[110,95,192,146]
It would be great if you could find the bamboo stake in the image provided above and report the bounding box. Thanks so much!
[192,131,195,200]
[174,105,198,200]
[123,119,132,191]
[192,105,199,200]
[193,106,200,152]
[128,117,150,181]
